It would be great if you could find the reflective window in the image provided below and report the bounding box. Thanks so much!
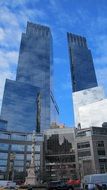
[0,160,7,165]
[78,151,91,157]
[27,134,32,141]
[46,155,75,163]
[0,166,6,172]
[35,154,40,160]
[11,134,26,141]
[27,154,40,161]
[27,145,31,151]
[35,145,40,151]
[0,143,9,150]
[0,153,8,159]
[46,134,73,155]
[14,160,24,166]
[0,133,9,139]
[11,144,25,151]
[27,154,31,160]
[86,131,91,136]
[77,142,90,149]
[76,130,91,137]
[14,167,23,172]
[36,136,43,142]
[15,154,24,160]
[27,145,40,152]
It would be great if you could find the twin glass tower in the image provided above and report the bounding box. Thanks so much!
[0,22,106,132]
[0,22,59,132]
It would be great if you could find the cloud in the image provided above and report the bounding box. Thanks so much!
[0,1,47,111]
[0,50,18,110]
[0,50,18,70]
[0,28,6,42]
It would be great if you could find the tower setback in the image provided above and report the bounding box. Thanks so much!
[0,22,59,132]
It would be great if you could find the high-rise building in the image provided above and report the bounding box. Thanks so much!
[67,33,107,128]
[67,33,98,92]
[0,22,59,132]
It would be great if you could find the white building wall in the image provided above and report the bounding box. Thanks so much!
[73,86,105,127]
[79,99,107,128]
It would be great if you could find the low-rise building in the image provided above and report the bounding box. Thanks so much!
[0,129,43,183]
[44,128,76,181]
[75,126,107,178]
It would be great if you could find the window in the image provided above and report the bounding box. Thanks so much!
[14,160,24,166]
[11,134,26,141]
[15,154,24,160]
[0,153,8,159]
[77,142,90,149]
[35,154,40,160]
[98,150,105,156]
[27,145,40,152]
[27,154,31,160]
[27,134,32,141]
[35,145,40,151]
[0,143,9,150]
[27,154,40,161]
[14,167,23,172]
[78,150,91,157]
[0,160,7,166]
[0,166,6,172]
[0,133,9,139]
[11,144,25,151]
[97,141,104,147]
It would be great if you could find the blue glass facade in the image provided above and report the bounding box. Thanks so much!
[1,79,40,132]
[67,33,98,92]
[0,119,7,130]
[0,22,59,132]
[0,129,43,181]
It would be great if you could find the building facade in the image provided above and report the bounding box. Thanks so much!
[67,33,98,92]
[44,126,107,181]
[44,128,76,181]
[75,126,107,178]
[0,129,43,182]
[0,22,59,133]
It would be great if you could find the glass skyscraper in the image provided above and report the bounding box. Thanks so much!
[0,22,59,132]
[67,33,98,92]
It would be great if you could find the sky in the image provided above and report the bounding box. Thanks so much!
[0,0,107,127]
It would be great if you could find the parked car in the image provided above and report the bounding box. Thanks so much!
[48,180,74,190]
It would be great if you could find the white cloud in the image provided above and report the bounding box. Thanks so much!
[0,49,18,110]
[0,50,18,70]
[0,28,6,42]
[0,1,47,112]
